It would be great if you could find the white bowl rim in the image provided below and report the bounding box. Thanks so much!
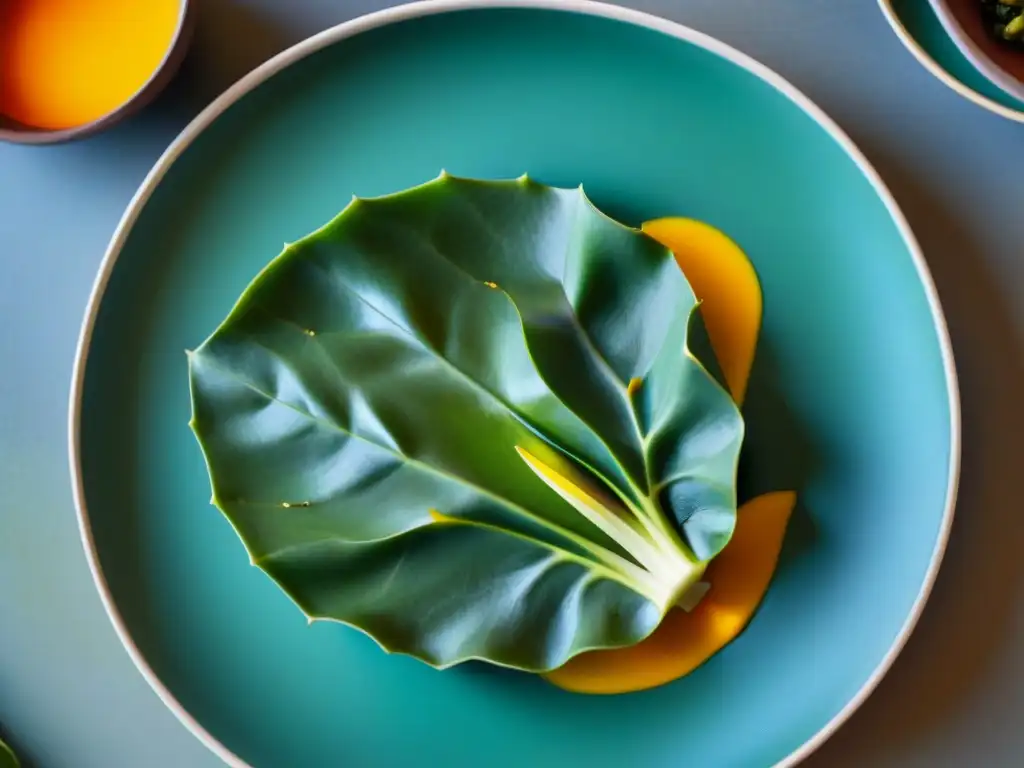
[927,0,1024,102]
[878,0,1024,123]
[67,2,962,767]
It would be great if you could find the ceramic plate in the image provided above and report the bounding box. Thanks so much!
[880,0,1024,121]
[71,2,959,766]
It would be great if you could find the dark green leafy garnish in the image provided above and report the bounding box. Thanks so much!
[0,735,18,768]
[981,0,1024,46]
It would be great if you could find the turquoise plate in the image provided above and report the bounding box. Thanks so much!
[879,0,1024,121]
[70,2,959,766]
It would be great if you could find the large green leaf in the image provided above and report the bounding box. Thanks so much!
[189,174,743,672]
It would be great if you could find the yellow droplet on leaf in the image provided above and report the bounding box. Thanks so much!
[429,508,455,524]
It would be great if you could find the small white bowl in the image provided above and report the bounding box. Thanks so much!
[928,0,1024,102]
[877,0,1024,123]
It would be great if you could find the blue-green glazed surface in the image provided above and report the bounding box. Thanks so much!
[77,7,955,767]
[893,0,1024,111]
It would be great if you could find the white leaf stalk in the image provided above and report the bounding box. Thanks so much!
[516,446,708,614]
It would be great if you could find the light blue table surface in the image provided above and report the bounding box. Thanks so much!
[1,2,1022,766]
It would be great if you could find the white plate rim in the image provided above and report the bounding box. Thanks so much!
[67,2,962,766]
[878,0,1024,123]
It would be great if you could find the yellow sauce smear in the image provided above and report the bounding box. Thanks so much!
[545,491,795,694]
[0,0,181,130]
[642,217,762,407]
[544,217,794,695]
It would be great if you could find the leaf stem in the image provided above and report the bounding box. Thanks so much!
[516,446,706,611]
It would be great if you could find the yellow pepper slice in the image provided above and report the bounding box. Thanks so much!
[642,217,762,406]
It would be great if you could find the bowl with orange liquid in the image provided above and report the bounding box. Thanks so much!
[0,0,195,144]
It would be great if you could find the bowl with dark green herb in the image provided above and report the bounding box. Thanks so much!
[928,0,1024,100]
[878,0,1024,122]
